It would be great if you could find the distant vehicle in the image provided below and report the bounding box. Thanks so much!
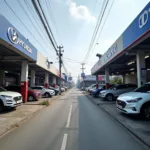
[63,86,68,91]
[85,84,96,92]
[61,87,65,92]
[116,82,150,120]
[48,86,59,96]
[89,84,102,95]
[31,86,55,98]
[5,85,40,101]
[0,86,22,112]
[92,85,106,97]
[100,84,137,101]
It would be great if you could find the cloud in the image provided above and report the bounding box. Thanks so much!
[68,0,96,23]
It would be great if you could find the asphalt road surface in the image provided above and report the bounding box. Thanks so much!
[0,88,147,150]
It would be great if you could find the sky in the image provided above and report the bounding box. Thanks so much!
[0,0,150,82]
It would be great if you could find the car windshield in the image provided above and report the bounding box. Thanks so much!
[109,85,117,90]
[134,84,150,93]
[0,87,7,92]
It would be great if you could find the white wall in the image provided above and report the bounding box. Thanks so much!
[124,74,137,84]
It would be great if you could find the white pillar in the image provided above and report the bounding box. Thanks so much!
[96,75,99,89]
[52,76,56,84]
[105,68,110,89]
[44,72,49,88]
[0,70,5,87]
[21,60,28,103]
[30,70,35,87]
[136,51,146,87]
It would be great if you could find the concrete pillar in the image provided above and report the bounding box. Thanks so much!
[21,60,28,103]
[96,75,99,89]
[0,70,5,87]
[122,75,125,84]
[136,51,146,87]
[44,72,49,88]
[53,76,56,84]
[105,68,110,89]
[30,70,35,87]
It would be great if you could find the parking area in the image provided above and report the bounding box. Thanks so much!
[86,94,150,147]
[0,89,69,138]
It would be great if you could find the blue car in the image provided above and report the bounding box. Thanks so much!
[93,85,106,97]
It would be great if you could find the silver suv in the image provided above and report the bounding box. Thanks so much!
[100,84,137,101]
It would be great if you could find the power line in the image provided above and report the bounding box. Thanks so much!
[36,0,58,53]
[24,0,56,51]
[87,0,115,62]
[45,0,62,44]
[4,0,55,61]
[84,0,109,62]
[83,0,109,63]
[96,0,114,43]
[17,0,56,61]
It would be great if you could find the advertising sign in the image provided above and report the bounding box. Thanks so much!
[81,73,85,78]
[122,2,150,49]
[0,15,37,61]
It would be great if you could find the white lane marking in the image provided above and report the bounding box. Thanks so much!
[61,134,68,150]
[66,105,72,128]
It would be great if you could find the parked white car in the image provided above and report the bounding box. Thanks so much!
[116,82,150,120]
[85,84,96,92]
[100,84,137,101]
[0,87,22,111]
[31,86,55,98]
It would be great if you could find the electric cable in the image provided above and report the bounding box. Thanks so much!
[17,0,56,60]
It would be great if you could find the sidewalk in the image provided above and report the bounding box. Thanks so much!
[87,94,150,148]
[0,91,67,138]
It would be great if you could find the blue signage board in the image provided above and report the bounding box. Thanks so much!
[0,15,37,61]
[122,2,150,49]
[81,73,85,78]
[68,77,72,81]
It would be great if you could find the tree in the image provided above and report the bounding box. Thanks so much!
[110,76,123,84]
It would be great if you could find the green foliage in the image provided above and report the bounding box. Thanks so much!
[110,76,123,84]
[39,100,49,106]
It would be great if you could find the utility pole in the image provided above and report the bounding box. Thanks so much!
[57,46,64,95]
[81,63,86,91]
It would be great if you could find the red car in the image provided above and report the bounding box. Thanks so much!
[5,85,40,101]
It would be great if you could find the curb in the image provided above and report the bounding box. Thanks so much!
[86,95,150,149]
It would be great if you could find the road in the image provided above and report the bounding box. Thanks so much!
[0,88,147,150]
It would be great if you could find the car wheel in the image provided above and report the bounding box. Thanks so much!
[106,94,113,101]
[28,95,34,101]
[45,93,50,98]
[0,101,4,112]
[141,104,150,120]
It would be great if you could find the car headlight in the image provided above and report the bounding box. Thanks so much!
[127,98,142,103]
[1,95,13,100]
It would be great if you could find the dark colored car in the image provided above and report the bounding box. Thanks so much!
[92,84,114,97]
[5,85,41,101]
[48,86,59,95]
[92,85,106,97]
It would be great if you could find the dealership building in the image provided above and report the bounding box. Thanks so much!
[91,2,150,88]
[0,14,67,103]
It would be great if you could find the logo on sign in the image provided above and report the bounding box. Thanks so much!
[7,27,32,53]
[104,44,117,62]
[139,9,150,28]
